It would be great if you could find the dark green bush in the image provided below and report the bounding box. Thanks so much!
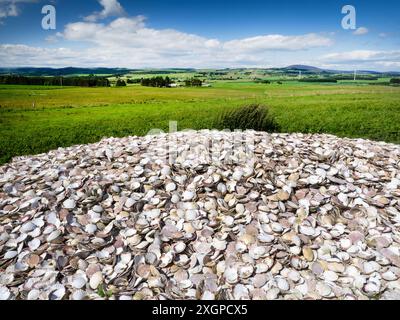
[254,79,271,84]
[141,76,172,87]
[185,78,203,87]
[299,78,338,83]
[127,78,141,84]
[333,75,378,81]
[217,104,279,132]
[0,75,110,87]
[115,79,127,87]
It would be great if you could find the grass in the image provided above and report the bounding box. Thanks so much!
[0,81,399,165]
[218,104,279,132]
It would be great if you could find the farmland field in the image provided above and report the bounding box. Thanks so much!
[1,81,400,165]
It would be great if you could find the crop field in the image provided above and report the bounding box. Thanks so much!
[1,81,400,165]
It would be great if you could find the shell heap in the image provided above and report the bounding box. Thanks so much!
[0,130,400,300]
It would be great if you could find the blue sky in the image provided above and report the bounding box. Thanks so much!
[0,0,399,70]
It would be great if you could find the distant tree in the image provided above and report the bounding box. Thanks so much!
[390,78,400,84]
[184,78,203,87]
[0,75,110,87]
[127,78,141,84]
[140,76,173,88]
[115,79,127,87]
[255,79,271,84]
[333,75,378,81]
[299,78,337,83]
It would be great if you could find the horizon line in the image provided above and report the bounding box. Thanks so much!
[1,66,400,73]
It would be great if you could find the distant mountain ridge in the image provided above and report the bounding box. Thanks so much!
[281,65,399,75]
[284,65,325,72]
[0,66,399,76]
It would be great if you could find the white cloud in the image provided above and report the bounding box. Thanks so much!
[0,1,339,69]
[0,9,335,69]
[57,16,333,67]
[0,15,333,68]
[224,34,333,52]
[85,0,125,22]
[323,50,400,63]
[321,50,400,70]
[0,0,36,21]
[353,27,369,35]
[0,27,333,69]
[63,17,226,54]
[0,44,83,67]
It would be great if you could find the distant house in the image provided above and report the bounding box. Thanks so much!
[168,83,180,88]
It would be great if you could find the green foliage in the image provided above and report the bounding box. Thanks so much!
[390,78,400,84]
[185,78,203,87]
[115,79,127,87]
[217,104,279,132]
[333,75,378,81]
[0,75,110,87]
[141,76,172,87]
[299,78,338,83]
[126,78,141,84]
[254,79,271,84]
[96,284,113,298]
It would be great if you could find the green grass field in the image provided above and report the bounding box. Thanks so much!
[1,81,399,165]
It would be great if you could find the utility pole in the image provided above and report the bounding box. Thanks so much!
[354,69,357,81]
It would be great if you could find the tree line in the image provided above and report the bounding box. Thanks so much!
[184,78,203,87]
[0,75,110,87]
[390,78,400,84]
[332,75,379,81]
[299,78,338,83]
[115,79,127,87]
[140,76,204,88]
[141,76,173,87]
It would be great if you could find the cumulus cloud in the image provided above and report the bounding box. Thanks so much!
[0,12,334,68]
[57,16,333,67]
[0,0,37,21]
[0,0,336,69]
[224,34,333,52]
[353,27,369,35]
[321,50,400,70]
[84,0,125,22]
[63,17,332,53]
[0,15,335,68]
[0,44,83,67]
[323,50,400,63]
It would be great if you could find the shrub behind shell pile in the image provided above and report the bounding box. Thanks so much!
[217,104,279,132]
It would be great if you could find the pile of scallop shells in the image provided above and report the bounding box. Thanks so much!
[1,130,399,300]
